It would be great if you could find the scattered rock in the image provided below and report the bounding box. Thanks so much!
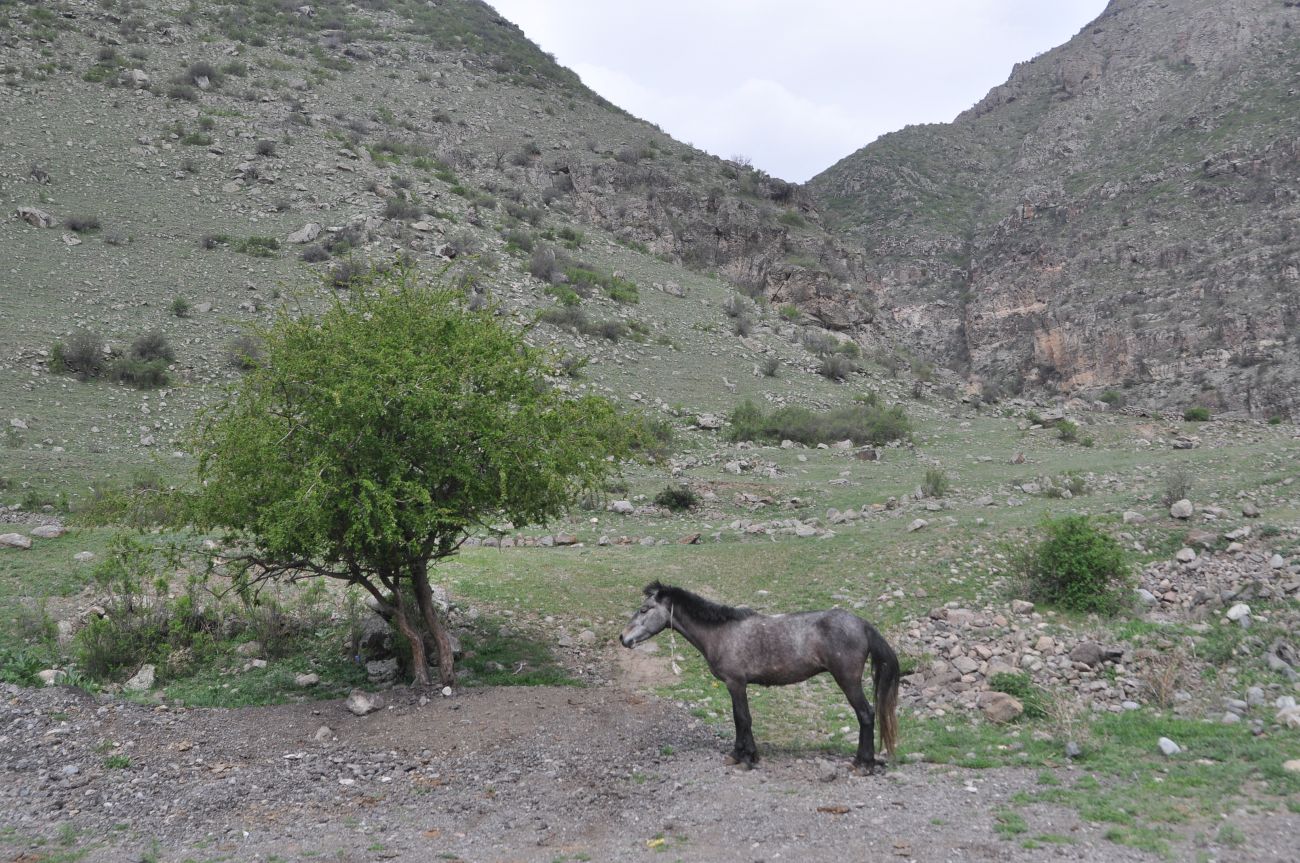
[1241,503,1260,518]
[977,691,1023,723]
[1226,603,1251,623]
[1169,499,1194,519]
[0,533,32,549]
[37,669,66,687]
[1010,600,1034,615]
[907,518,928,533]
[30,524,66,539]
[16,207,55,228]
[346,690,380,716]
[611,500,634,515]
[286,222,321,244]
[1158,737,1181,756]
[295,673,320,687]
[124,664,156,692]
[1175,547,1197,563]
[312,724,334,743]
[1122,511,1146,525]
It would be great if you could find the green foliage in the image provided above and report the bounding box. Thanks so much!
[50,330,104,379]
[654,484,698,511]
[189,267,630,683]
[1161,467,1192,507]
[1099,390,1124,407]
[233,235,280,257]
[989,672,1050,718]
[921,468,950,498]
[778,304,801,322]
[1018,516,1132,615]
[726,398,911,446]
[1183,406,1211,422]
[778,210,806,228]
[1057,419,1080,443]
[170,295,192,318]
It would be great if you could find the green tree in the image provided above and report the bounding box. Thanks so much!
[190,268,629,686]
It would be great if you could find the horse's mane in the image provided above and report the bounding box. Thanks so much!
[644,581,755,624]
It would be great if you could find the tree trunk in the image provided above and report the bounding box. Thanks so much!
[413,566,455,687]
[393,590,431,687]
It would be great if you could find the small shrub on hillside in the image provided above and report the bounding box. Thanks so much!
[546,284,581,307]
[761,357,780,377]
[170,295,191,318]
[723,295,753,319]
[921,468,950,498]
[1017,516,1132,615]
[528,246,559,282]
[226,334,264,370]
[1162,467,1192,507]
[383,197,421,221]
[654,484,699,511]
[330,258,367,289]
[64,214,101,233]
[254,139,277,157]
[800,328,838,357]
[167,83,199,101]
[628,414,675,461]
[233,236,279,257]
[108,357,168,388]
[732,315,754,337]
[727,399,910,447]
[128,331,174,363]
[51,330,105,379]
[779,304,801,322]
[538,304,587,331]
[503,228,534,254]
[1267,415,1283,425]
[1057,419,1080,443]
[1183,406,1211,422]
[818,354,857,381]
[300,244,329,263]
[1099,389,1124,407]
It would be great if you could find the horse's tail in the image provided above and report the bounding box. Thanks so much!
[865,622,900,756]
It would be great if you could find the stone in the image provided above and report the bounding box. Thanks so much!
[1278,705,1300,730]
[1010,600,1034,615]
[1184,530,1218,549]
[1035,635,1055,652]
[952,656,980,675]
[1284,759,1300,774]
[120,68,149,89]
[694,414,723,430]
[286,222,321,244]
[1241,503,1260,518]
[124,664,156,692]
[1270,554,1286,569]
[346,690,380,716]
[907,518,928,532]
[611,500,634,514]
[312,724,334,743]
[38,669,66,686]
[1221,712,1240,725]
[366,658,399,684]
[1226,603,1251,622]
[553,533,578,546]
[235,641,263,657]
[1157,737,1181,756]
[16,207,55,228]
[816,760,839,783]
[1068,642,1105,666]
[30,524,66,539]
[1135,588,1157,605]
[978,691,1023,723]
[1169,499,1194,519]
[295,672,320,687]
[0,533,32,549]
[1175,547,1197,563]
[1065,741,1082,759]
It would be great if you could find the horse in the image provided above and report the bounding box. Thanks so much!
[620,580,899,773]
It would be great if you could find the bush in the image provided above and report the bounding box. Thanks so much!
[109,357,168,388]
[760,357,780,377]
[383,197,421,221]
[227,334,264,370]
[330,258,367,289]
[726,398,910,447]
[1183,406,1211,422]
[1057,419,1080,443]
[818,354,857,381]
[300,244,329,263]
[800,329,838,357]
[64,214,101,233]
[528,246,559,282]
[654,484,698,511]
[732,315,754,337]
[170,295,191,318]
[1018,516,1132,615]
[255,139,277,157]
[989,672,1049,719]
[779,304,801,322]
[1099,389,1124,407]
[233,236,279,257]
[1162,467,1192,507]
[921,468,949,498]
[128,331,174,363]
[51,330,104,379]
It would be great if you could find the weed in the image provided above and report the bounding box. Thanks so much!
[921,468,950,498]
[1015,516,1132,615]
[654,485,698,512]
[1183,406,1211,422]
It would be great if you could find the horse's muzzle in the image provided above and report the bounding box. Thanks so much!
[619,634,633,648]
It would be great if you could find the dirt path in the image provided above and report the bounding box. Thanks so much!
[2,647,1295,862]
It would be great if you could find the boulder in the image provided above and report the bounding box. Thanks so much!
[346,690,380,716]
[30,524,66,539]
[286,222,321,244]
[1158,737,1181,756]
[1169,499,1194,519]
[124,664,156,692]
[611,500,634,515]
[907,518,928,532]
[16,207,55,228]
[0,533,32,549]
[978,691,1023,723]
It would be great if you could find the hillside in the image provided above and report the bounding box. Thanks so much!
[1,0,893,505]
[810,0,1300,417]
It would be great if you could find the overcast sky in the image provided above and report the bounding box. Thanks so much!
[488,1,1109,182]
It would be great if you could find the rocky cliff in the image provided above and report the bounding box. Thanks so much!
[810,0,1300,416]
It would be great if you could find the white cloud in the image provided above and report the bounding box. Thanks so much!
[490,1,1108,181]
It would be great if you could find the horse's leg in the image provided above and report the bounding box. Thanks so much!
[830,662,884,774]
[724,681,759,768]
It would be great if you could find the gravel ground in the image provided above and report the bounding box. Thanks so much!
[2,654,1297,863]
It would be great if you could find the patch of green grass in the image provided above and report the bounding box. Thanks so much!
[993,810,1028,838]
[103,754,131,769]
[458,620,576,687]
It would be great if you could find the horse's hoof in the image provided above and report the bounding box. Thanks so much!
[852,758,887,776]
[724,753,757,770]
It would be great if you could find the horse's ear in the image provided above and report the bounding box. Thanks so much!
[644,580,665,598]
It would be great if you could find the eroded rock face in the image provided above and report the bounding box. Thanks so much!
[809,0,1300,417]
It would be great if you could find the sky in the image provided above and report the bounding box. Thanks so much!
[488,1,1109,183]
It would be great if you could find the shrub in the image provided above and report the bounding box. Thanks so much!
[722,295,752,319]
[1267,415,1283,425]
[64,214,101,233]
[761,357,780,377]
[818,354,857,381]
[1162,467,1192,507]
[1057,419,1079,443]
[170,295,191,318]
[654,484,698,511]
[779,304,801,322]
[129,331,174,363]
[108,357,168,388]
[1183,406,1211,422]
[628,413,675,461]
[167,83,198,101]
[383,197,421,221]
[1099,389,1124,407]
[921,468,949,498]
[989,672,1049,719]
[726,399,910,447]
[300,244,329,263]
[51,330,104,379]
[233,236,280,257]
[330,258,368,289]
[503,228,534,254]
[800,329,838,357]
[227,334,264,370]
[733,315,754,337]
[1018,516,1132,615]
[254,139,277,157]
[528,246,559,282]
[185,60,220,85]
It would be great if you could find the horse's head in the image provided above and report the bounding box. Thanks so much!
[620,581,672,647]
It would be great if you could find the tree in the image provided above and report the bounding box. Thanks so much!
[190,267,629,686]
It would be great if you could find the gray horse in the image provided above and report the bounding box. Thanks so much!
[621,581,899,772]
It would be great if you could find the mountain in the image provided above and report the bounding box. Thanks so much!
[809,0,1300,417]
